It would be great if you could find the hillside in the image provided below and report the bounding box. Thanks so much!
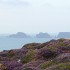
[0,39,70,70]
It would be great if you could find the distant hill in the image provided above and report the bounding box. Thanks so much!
[9,32,30,38]
[57,32,70,38]
[36,32,51,38]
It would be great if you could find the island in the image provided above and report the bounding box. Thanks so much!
[57,32,70,38]
[36,32,51,38]
[0,38,70,70]
[9,32,30,38]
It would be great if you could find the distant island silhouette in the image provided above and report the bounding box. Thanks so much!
[6,32,70,38]
[9,32,30,38]
[36,32,51,38]
[57,32,70,38]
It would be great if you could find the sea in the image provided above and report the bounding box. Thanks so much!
[0,37,57,51]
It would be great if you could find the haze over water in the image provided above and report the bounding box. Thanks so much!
[0,37,54,51]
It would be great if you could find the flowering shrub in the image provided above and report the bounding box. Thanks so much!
[4,61,22,70]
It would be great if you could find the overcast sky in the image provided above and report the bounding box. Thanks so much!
[0,0,70,34]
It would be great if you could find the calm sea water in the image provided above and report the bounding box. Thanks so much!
[0,38,56,51]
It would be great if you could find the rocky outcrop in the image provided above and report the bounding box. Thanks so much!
[0,39,70,70]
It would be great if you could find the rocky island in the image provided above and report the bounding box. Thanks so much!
[9,32,30,38]
[36,32,51,38]
[0,39,70,70]
[57,32,70,38]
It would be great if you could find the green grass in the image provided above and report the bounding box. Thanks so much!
[56,62,70,70]
[40,58,70,70]
[49,62,70,70]
[21,49,36,63]
[40,60,57,69]
[47,46,58,51]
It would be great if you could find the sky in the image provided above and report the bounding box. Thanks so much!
[0,0,70,34]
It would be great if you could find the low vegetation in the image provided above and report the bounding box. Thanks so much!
[0,38,70,70]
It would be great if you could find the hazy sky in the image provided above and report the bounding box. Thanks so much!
[0,0,70,34]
